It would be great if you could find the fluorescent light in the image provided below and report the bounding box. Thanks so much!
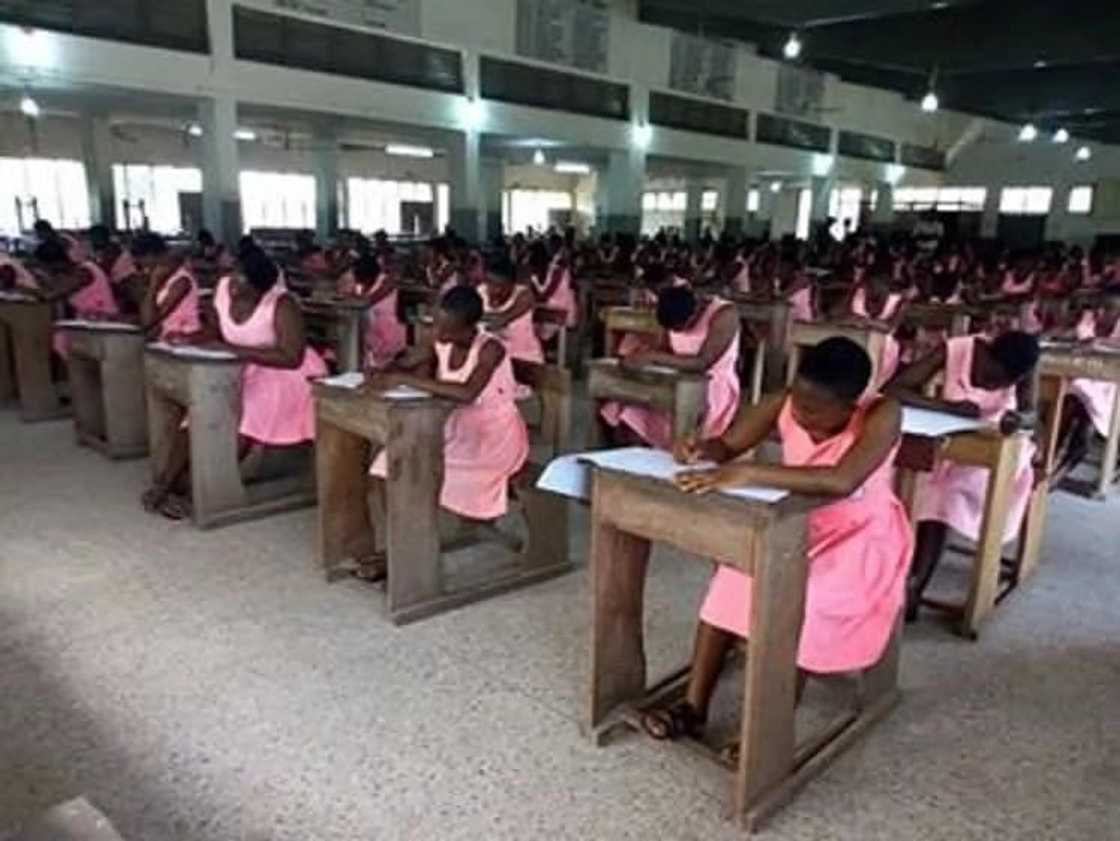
[186,123,203,137]
[19,94,40,119]
[459,98,485,131]
[233,128,257,141]
[533,148,546,166]
[812,153,834,176]
[1018,123,1038,142]
[770,181,782,193]
[886,163,906,185]
[554,161,591,174]
[632,122,653,150]
[920,91,939,113]
[1033,59,1048,69]
[1076,145,1092,162]
[385,144,434,158]
[783,32,802,60]
[1052,127,1070,144]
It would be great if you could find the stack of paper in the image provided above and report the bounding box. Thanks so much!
[318,372,366,390]
[901,406,987,437]
[381,385,431,400]
[147,341,239,361]
[55,319,140,332]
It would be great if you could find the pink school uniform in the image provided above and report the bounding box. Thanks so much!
[914,335,1035,543]
[369,331,529,519]
[110,250,138,284]
[851,287,903,388]
[789,285,814,322]
[338,270,407,370]
[601,297,740,450]
[531,261,578,342]
[213,275,327,445]
[480,284,544,364]
[700,398,912,672]
[155,266,201,339]
[1069,310,1120,437]
[0,254,37,290]
[54,261,120,357]
[1001,272,1034,296]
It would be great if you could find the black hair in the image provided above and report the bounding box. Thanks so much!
[353,254,381,282]
[241,248,280,293]
[236,235,257,260]
[197,229,216,247]
[88,224,111,250]
[130,232,168,259]
[989,331,1040,382]
[440,285,483,326]
[33,219,54,236]
[655,285,698,331]
[797,337,872,402]
[34,238,70,266]
[642,262,667,289]
[487,252,516,282]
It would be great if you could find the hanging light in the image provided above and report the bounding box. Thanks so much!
[783,32,802,60]
[770,181,782,193]
[1076,145,1092,162]
[1018,123,1038,142]
[19,94,40,119]
[1052,127,1070,144]
[533,148,546,166]
[920,91,939,113]
[186,122,203,137]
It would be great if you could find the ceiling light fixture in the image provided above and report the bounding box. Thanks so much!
[770,181,782,193]
[632,122,653,150]
[19,93,40,119]
[233,128,257,141]
[1076,145,1092,162]
[921,91,939,113]
[783,32,802,60]
[186,123,203,137]
[533,148,546,166]
[886,163,906,185]
[1052,127,1070,144]
[385,143,434,158]
[1017,123,1038,142]
[554,161,591,175]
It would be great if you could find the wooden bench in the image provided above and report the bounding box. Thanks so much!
[300,296,369,373]
[145,344,316,528]
[59,321,147,458]
[587,358,707,448]
[314,361,571,625]
[0,294,67,421]
[787,321,889,387]
[586,465,899,832]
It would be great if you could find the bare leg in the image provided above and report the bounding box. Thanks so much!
[354,477,388,581]
[685,621,737,718]
[906,520,948,621]
[1052,399,1091,488]
[143,408,189,510]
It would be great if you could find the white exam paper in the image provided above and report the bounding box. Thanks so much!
[147,341,239,361]
[318,372,365,390]
[55,319,140,332]
[901,406,987,438]
[381,385,431,400]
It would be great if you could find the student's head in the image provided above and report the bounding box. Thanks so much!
[642,261,668,291]
[33,219,55,239]
[130,232,169,270]
[987,331,1040,388]
[88,224,111,252]
[655,285,698,331]
[436,285,483,344]
[239,247,280,295]
[790,338,872,435]
[197,228,216,248]
[236,235,257,261]
[33,238,70,269]
[486,253,516,289]
[353,254,381,283]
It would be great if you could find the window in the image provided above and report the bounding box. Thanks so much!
[437,184,450,234]
[1068,185,1094,215]
[747,188,760,214]
[502,189,573,235]
[0,157,90,236]
[346,179,449,236]
[893,186,986,212]
[701,190,719,212]
[112,164,202,233]
[240,171,317,231]
[641,190,687,235]
[828,187,862,240]
[795,188,812,241]
[999,187,1052,215]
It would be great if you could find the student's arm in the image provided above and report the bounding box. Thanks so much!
[673,390,785,465]
[486,288,534,329]
[1003,373,1038,434]
[390,339,505,404]
[634,306,738,373]
[140,268,188,332]
[537,266,564,301]
[364,276,398,307]
[31,266,93,303]
[386,342,435,374]
[675,397,903,499]
[223,296,306,369]
[883,343,981,417]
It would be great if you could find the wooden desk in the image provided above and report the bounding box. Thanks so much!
[533,305,569,369]
[587,467,898,831]
[587,358,707,448]
[314,383,570,624]
[301,297,369,372]
[900,303,972,337]
[895,426,1027,638]
[0,295,67,421]
[145,345,317,529]
[601,306,660,357]
[59,322,147,458]
[787,322,888,388]
[731,298,793,393]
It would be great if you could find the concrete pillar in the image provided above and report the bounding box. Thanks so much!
[872,181,894,227]
[602,148,645,236]
[80,114,115,228]
[313,134,340,241]
[981,185,1000,239]
[809,175,835,221]
[683,183,704,241]
[479,158,504,245]
[723,167,747,238]
[197,96,242,245]
[449,129,482,243]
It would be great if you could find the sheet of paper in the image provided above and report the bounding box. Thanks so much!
[536,446,788,504]
[147,341,239,361]
[901,406,987,438]
[54,319,140,332]
[381,385,430,400]
[0,291,35,303]
[596,357,678,376]
[318,372,366,390]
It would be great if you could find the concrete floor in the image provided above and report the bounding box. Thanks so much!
[1,408,1118,841]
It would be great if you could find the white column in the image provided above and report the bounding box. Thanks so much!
[683,183,704,241]
[80,113,115,228]
[602,148,645,236]
[448,129,481,243]
[479,158,504,244]
[981,185,1000,238]
[809,175,835,222]
[197,96,241,245]
[872,181,894,227]
[723,166,747,237]
[313,134,340,241]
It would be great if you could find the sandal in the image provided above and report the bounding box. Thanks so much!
[351,553,388,583]
[640,700,706,741]
[157,494,191,521]
[141,486,166,513]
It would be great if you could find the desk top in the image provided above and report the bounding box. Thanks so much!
[1041,341,1120,381]
[301,296,372,313]
[56,319,142,334]
[146,342,241,363]
[588,357,706,383]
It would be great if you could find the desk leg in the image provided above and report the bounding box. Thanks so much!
[0,321,14,401]
[736,513,809,828]
[588,507,650,731]
[385,411,445,624]
[766,310,791,392]
[102,343,148,457]
[316,420,374,576]
[12,308,63,421]
[188,371,246,527]
[68,355,104,445]
[1013,485,1047,585]
[962,436,1021,638]
[1096,391,1120,499]
[339,318,362,373]
[751,338,766,404]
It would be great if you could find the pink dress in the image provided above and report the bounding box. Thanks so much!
[480,284,544,364]
[914,336,1035,542]
[0,255,37,290]
[700,398,913,673]
[60,233,88,263]
[789,286,814,322]
[369,332,529,519]
[54,261,120,357]
[1070,311,1120,437]
[601,297,741,449]
[851,288,903,389]
[155,266,201,339]
[213,276,328,445]
[339,271,407,370]
[1001,272,1034,296]
[531,260,578,341]
[730,259,751,294]
[110,251,138,284]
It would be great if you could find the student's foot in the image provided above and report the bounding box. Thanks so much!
[640,700,706,741]
[157,493,191,521]
[351,553,388,583]
[141,486,167,513]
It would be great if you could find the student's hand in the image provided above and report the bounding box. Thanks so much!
[620,352,651,372]
[999,410,1028,435]
[673,433,704,465]
[674,465,741,495]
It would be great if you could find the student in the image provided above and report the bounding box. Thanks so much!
[427,238,462,295]
[527,243,577,341]
[600,285,740,449]
[88,225,137,285]
[845,270,907,389]
[195,228,236,272]
[885,331,1040,620]
[360,286,530,578]
[337,254,406,370]
[142,248,327,519]
[479,254,544,364]
[641,338,912,741]
[132,233,201,341]
[0,251,37,291]
[34,219,87,262]
[31,239,119,357]
[295,231,330,276]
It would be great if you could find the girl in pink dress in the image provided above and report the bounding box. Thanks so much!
[338,255,407,370]
[886,331,1040,620]
[141,248,327,520]
[642,337,912,741]
[32,239,120,357]
[132,233,201,341]
[479,256,544,364]
[600,286,740,450]
[848,277,906,389]
[359,286,530,578]
[0,253,38,291]
[528,246,577,341]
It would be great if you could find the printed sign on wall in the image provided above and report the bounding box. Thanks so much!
[516,0,611,74]
[776,64,825,119]
[270,0,421,35]
[669,32,737,101]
